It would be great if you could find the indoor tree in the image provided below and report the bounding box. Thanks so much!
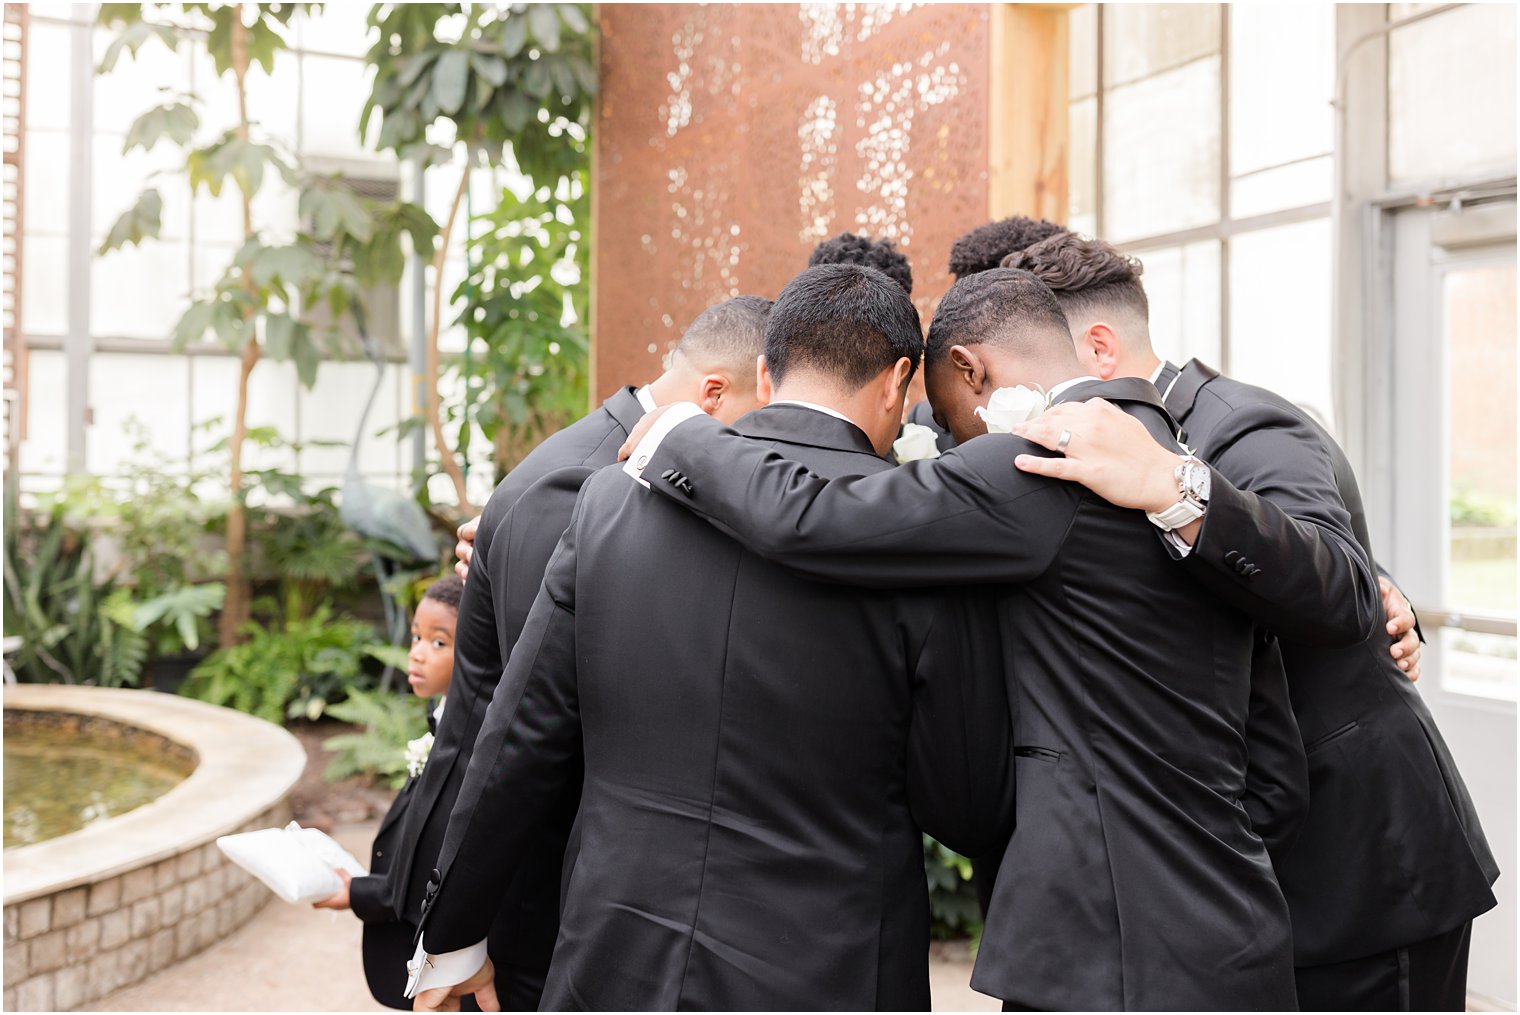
[96,3,437,647]
[362,2,596,512]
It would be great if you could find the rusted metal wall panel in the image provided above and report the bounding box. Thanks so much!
[593,3,992,397]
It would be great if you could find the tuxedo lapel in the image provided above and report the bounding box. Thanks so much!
[602,386,648,436]
[1161,358,1220,426]
[1051,376,1170,414]
[1153,360,1182,398]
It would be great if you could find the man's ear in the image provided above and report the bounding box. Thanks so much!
[1083,323,1122,381]
[755,355,773,405]
[948,345,987,394]
[698,373,728,416]
[882,356,914,415]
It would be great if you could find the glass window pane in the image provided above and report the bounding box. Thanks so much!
[1444,262,1516,621]
[19,349,68,477]
[92,23,189,134]
[22,129,68,238]
[1226,218,1334,430]
[1103,57,1221,243]
[24,22,72,132]
[20,233,68,337]
[1228,4,1332,178]
[297,5,376,59]
[300,54,379,162]
[86,352,189,474]
[1102,4,1219,89]
[94,132,190,242]
[1068,96,1097,237]
[190,356,299,482]
[1389,5,1517,184]
[243,47,301,148]
[1133,240,1221,368]
[93,239,190,340]
[1231,156,1333,219]
[297,360,402,483]
[1069,5,1098,101]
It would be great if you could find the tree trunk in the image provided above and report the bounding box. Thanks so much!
[426,164,474,514]
[217,5,257,648]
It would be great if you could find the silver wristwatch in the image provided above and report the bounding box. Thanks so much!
[1146,454,1211,532]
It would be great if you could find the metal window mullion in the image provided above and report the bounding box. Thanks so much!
[1093,3,1104,239]
[64,10,93,474]
[1218,3,1231,373]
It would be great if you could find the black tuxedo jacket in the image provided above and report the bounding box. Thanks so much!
[1157,358,1499,964]
[423,405,1015,1011]
[384,387,647,1005]
[634,379,1299,1011]
[350,705,440,1011]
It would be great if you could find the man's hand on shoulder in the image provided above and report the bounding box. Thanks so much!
[1380,576,1422,682]
[454,516,481,582]
[413,956,498,1013]
[1013,399,1184,513]
[618,403,678,462]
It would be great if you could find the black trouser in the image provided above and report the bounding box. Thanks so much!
[1295,921,1473,1011]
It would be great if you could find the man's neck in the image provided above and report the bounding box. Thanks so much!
[770,383,864,427]
[644,368,693,407]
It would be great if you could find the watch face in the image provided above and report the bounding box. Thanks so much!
[1186,461,1211,502]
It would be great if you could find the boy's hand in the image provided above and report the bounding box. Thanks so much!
[312,868,352,910]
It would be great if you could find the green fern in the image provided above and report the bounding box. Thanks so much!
[323,687,428,788]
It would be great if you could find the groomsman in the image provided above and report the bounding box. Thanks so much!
[808,230,914,294]
[1007,231,1498,1011]
[412,264,1014,1010]
[387,295,773,1009]
[616,267,1306,1010]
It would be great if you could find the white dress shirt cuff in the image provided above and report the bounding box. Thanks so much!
[622,401,705,487]
[404,935,489,999]
[1161,529,1195,557]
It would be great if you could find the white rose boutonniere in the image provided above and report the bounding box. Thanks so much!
[974,385,1048,433]
[403,732,434,778]
[892,422,942,463]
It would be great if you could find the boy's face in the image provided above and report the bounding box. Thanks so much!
[408,597,456,699]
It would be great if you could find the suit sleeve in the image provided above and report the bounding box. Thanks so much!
[418,496,587,954]
[642,415,1080,588]
[1239,634,1309,866]
[1182,402,1381,646]
[904,593,1015,858]
[348,872,396,925]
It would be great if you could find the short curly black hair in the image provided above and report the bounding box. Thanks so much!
[947,216,1068,279]
[808,232,913,295]
[422,573,464,612]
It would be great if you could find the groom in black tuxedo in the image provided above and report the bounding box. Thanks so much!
[617,267,1308,1010]
[411,263,1014,1011]
[1008,231,1498,1011]
[382,295,773,1009]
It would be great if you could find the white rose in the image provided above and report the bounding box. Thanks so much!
[893,422,942,463]
[974,385,1048,433]
[403,732,434,778]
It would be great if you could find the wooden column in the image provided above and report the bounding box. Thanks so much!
[987,4,1072,223]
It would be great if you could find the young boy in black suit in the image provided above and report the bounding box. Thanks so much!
[314,574,462,1010]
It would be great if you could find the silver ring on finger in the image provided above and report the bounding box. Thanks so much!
[1056,428,1073,453]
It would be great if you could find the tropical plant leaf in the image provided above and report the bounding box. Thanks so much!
[123,101,200,154]
[97,189,164,254]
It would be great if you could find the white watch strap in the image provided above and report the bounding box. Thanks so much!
[1147,497,1205,532]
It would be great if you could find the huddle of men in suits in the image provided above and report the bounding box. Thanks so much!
[356,215,1497,1013]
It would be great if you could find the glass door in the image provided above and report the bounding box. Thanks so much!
[1385,193,1516,1007]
